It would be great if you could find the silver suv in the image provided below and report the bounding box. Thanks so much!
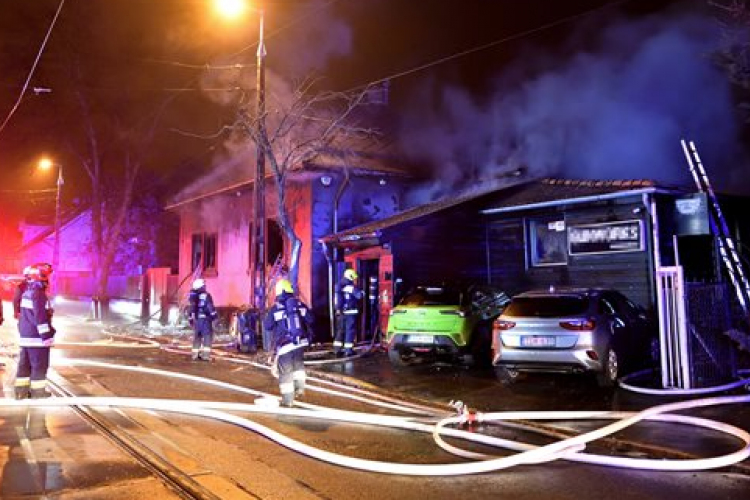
[491,288,657,387]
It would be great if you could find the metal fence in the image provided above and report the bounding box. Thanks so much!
[684,282,737,387]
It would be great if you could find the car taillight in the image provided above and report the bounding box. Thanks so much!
[493,320,516,331]
[559,319,595,331]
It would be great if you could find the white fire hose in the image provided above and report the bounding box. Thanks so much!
[0,358,744,476]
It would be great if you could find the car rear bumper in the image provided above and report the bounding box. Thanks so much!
[492,347,604,373]
[388,333,463,355]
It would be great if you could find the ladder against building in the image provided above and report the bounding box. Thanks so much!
[680,139,750,321]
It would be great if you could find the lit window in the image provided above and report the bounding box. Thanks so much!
[529,219,567,267]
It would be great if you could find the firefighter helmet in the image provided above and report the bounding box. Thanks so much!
[344,268,358,281]
[25,263,52,282]
[275,279,293,297]
[34,263,53,278]
[191,278,206,290]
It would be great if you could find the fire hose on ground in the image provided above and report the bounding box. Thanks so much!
[1,358,747,476]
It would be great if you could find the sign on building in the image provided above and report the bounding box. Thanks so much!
[568,220,643,255]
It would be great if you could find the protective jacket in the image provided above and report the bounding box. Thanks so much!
[335,277,363,315]
[263,291,313,356]
[13,281,28,319]
[189,287,218,333]
[18,281,55,347]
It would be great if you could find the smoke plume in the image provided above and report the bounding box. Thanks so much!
[399,12,745,203]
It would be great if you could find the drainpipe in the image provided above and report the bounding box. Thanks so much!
[321,239,336,340]
[323,173,351,340]
[646,192,669,389]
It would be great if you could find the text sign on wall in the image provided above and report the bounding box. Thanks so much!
[568,220,644,255]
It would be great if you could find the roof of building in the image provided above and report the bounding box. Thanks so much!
[165,147,414,211]
[321,177,683,246]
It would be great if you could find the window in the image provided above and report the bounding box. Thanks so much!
[504,296,588,318]
[529,219,567,266]
[191,232,218,275]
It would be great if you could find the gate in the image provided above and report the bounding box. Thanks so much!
[656,266,737,388]
[656,266,691,389]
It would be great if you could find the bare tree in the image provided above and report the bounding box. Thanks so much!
[67,70,172,317]
[232,76,381,288]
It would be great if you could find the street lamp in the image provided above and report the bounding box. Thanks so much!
[214,0,269,347]
[38,157,64,296]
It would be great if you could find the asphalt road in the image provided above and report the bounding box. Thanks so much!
[0,300,748,499]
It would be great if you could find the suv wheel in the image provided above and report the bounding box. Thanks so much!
[596,348,619,387]
[388,347,415,367]
[494,366,520,385]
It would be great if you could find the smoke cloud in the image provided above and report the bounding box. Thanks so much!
[399,12,744,203]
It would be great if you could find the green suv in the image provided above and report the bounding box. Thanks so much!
[386,285,509,367]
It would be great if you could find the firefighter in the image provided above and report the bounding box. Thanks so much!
[334,268,363,357]
[15,263,55,399]
[188,278,218,361]
[263,279,313,407]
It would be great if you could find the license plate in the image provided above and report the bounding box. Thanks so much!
[408,335,433,344]
[521,336,556,347]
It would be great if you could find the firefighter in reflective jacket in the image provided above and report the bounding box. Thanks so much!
[188,278,218,361]
[15,264,55,399]
[263,279,313,407]
[334,268,363,357]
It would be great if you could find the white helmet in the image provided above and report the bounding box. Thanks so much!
[192,278,206,290]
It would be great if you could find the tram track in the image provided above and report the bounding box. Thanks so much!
[47,378,225,500]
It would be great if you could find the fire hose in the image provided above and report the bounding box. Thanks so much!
[0,358,745,476]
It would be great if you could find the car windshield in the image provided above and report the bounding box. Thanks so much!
[503,296,588,318]
[399,288,461,306]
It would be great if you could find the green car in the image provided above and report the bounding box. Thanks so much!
[386,285,510,367]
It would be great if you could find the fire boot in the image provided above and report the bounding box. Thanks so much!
[191,351,200,361]
[280,393,295,408]
[30,388,52,399]
[14,387,30,400]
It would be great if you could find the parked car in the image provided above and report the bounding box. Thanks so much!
[492,287,658,387]
[386,284,510,367]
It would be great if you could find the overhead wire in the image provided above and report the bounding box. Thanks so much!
[0,0,67,136]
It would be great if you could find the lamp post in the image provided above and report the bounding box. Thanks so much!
[215,0,269,348]
[38,158,63,296]
[252,5,267,315]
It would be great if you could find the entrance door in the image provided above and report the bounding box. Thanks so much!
[344,247,394,343]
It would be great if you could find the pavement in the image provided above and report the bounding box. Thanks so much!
[3,297,750,475]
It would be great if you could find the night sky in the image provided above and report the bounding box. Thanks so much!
[0,0,744,215]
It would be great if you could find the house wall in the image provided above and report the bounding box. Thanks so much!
[20,212,93,276]
[310,174,405,336]
[382,203,489,298]
[485,196,657,310]
[177,189,254,307]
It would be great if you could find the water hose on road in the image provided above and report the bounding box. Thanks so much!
[2,392,748,476]
[8,359,749,475]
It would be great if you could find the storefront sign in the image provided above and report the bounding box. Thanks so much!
[568,220,643,255]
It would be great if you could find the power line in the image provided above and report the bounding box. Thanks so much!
[0,0,67,136]
[344,0,629,93]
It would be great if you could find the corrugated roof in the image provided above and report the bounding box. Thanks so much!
[322,178,680,245]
